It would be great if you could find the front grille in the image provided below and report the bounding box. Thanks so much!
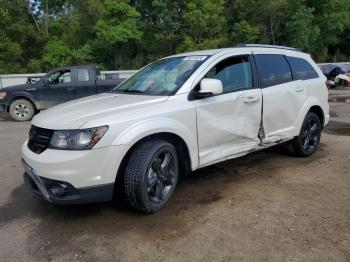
[28,125,54,154]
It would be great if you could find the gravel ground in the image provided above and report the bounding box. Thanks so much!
[0,102,349,262]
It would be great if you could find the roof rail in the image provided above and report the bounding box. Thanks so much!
[236,44,301,51]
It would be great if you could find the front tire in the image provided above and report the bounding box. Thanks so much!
[292,112,322,157]
[9,99,35,121]
[124,139,179,213]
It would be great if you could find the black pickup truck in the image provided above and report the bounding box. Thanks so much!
[0,65,125,121]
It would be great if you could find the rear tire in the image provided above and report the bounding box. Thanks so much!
[123,139,179,213]
[292,112,322,157]
[9,99,35,122]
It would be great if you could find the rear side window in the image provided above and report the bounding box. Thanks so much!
[77,69,90,82]
[286,56,319,80]
[255,54,292,88]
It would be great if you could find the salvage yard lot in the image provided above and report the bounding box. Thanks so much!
[0,102,350,262]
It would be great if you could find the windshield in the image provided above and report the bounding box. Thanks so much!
[114,56,208,95]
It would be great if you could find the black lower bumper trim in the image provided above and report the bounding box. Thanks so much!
[23,173,114,205]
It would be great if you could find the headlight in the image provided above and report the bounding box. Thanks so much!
[0,92,6,99]
[49,126,108,150]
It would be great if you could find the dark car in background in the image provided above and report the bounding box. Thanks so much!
[0,65,125,121]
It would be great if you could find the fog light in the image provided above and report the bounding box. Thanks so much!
[49,183,67,197]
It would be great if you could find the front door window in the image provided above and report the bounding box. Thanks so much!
[47,70,71,85]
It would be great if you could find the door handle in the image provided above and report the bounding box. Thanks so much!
[243,96,260,103]
[295,87,304,92]
[67,86,74,91]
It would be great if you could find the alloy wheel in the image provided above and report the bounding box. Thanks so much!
[147,150,177,204]
[14,103,30,119]
[300,117,321,153]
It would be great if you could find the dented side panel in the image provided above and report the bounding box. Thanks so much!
[261,80,308,142]
[195,88,262,167]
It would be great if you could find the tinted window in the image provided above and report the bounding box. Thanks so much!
[77,69,90,82]
[255,54,292,88]
[205,56,253,93]
[286,56,319,80]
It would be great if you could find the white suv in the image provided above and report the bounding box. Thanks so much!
[22,45,329,213]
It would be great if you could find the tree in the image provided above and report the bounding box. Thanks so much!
[0,0,45,73]
[285,6,319,52]
[304,0,350,61]
[178,0,227,52]
[71,44,94,65]
[42,39,72,68]
[0,36,23,74]
[248,0,290,45]
[92,0,142,69]
[132,0,186,64]
[231,20,259,45]
[1,0,350,74]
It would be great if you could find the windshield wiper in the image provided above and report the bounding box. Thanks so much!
[119,89,144,94]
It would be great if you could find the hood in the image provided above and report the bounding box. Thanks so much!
[32,93,169,129]
[1,83,34,93]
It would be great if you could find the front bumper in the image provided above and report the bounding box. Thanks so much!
[23,165,114,204]
[22,141,128,204]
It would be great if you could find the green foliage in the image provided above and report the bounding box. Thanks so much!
[178,0,227,52]
[0,0,350,73]
[305,0,350,61]
[27,59,43,73]
[42,39,72,68]
[231,20,259,44]
[92,0,142,69]
[253,0,289,44]
[0,0,44,73]
[0,35,23,74]
[71,44,94,65]
[133,0,186,64]
[285,6,319,52]
[94,0,141,45]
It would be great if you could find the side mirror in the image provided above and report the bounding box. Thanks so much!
[196,78,223,98]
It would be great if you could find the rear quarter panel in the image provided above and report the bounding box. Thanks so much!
[294,55,329,132]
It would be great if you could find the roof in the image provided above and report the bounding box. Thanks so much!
[55,64,97,70]
[46,65,98,74]
[166,44,305,59]
[165,49,223,58]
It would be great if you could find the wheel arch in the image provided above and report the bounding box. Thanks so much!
[6,95,38,112]
[294,96,327,136]
[118,132,192,177]
[114,132,194,200]
[111,117,198,168]
[309,105,325,128]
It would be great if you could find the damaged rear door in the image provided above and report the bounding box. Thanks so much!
[194,54,262,166]
[253,52,308,142]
